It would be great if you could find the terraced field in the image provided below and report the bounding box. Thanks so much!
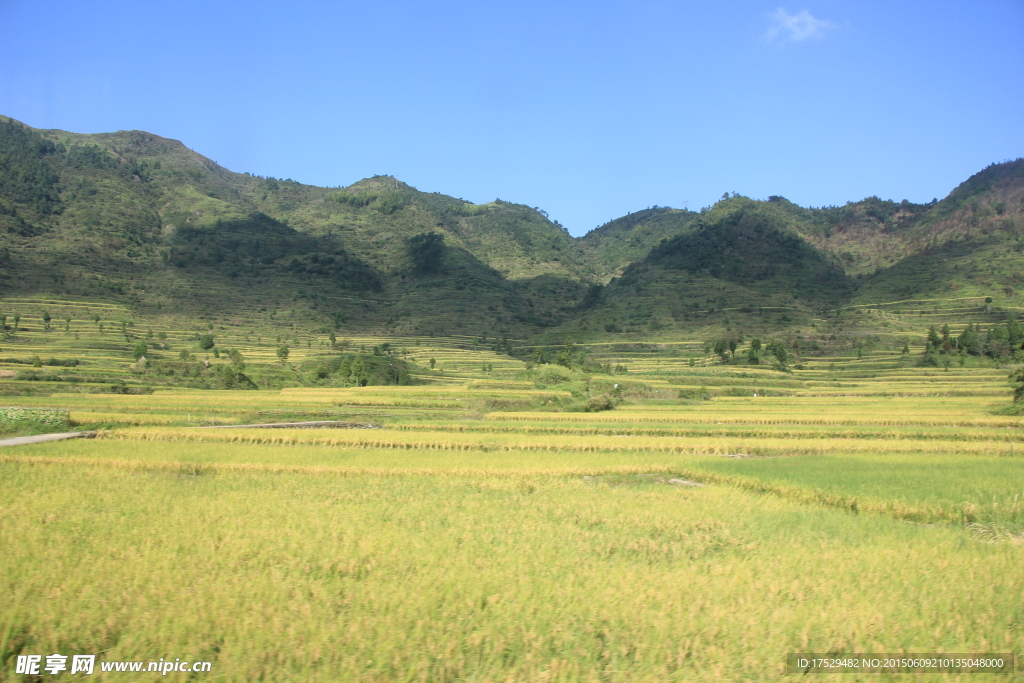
[0,314,1022,681]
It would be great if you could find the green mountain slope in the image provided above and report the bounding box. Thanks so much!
[547,161,1024,346]
[765,160,1024,284]
[640,198,852,301]
[578,207,699,281]
[1,115,1021,352]
[0,117,591,336]
[555,198,855,338]
[751,195,931,277]
[853,161,1024,305]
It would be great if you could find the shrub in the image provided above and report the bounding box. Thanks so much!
[678,388,712,401]
[582,394,619,412]
[534,365,574,387]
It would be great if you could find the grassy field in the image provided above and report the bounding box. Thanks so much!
[1,330,1022,681]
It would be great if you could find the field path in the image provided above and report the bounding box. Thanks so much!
[0,431,97,447]
[197,421,379,429]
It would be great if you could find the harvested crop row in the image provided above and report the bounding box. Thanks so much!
[100,428,1024,458]
[395,421,1024,443]
[487,411,1022,428]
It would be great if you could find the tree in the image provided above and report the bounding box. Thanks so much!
[228,349,245,372]
[349,357,366,386]
[958,325,982,356]
[407,232,445,275]
[13,314,19,331]
[766,340,788,365]
[132,341,147,360]
[901,342,910,354]
[1012,367,1024,404]
[927,325,941,348]
[42,310,51,331]
[1008,318,1023,347]
[218,363,237,388]
[217,363,256,390]
[277,346,290,362]
[198,333,215,350]
[429,357,436,369]
[555,338,577,368]
[983,324,1011,359]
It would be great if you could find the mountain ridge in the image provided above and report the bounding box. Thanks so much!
[1,115,1022,347]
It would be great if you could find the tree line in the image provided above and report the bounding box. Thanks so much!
[922,318,1024,364]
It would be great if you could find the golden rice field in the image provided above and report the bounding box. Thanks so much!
[1,337,1022,681]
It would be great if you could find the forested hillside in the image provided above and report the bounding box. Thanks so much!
[0,117,591,337]
[1,115,1022,349]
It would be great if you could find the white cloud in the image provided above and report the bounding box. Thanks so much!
[765,8,836,43]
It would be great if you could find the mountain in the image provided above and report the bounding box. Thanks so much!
[578,207,699,281]
[850,160,1024,303]
[1,115,1022,349]
[551,163,1024,345]
[0,117,591,337]
[558,197,856,339]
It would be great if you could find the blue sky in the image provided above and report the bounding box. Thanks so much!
[1,0,1022,236]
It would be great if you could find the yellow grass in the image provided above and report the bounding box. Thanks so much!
[1,462,1021,682]
[2,342,1023,680]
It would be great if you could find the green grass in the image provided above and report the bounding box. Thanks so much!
[682,453,1024,529]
